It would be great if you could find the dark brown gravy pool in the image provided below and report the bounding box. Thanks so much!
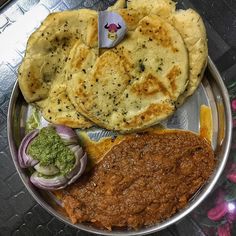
[58,130,215,230]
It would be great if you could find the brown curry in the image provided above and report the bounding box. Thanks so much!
[59,130,215,230]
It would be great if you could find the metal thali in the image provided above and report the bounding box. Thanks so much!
[5,1,232,235]
[7,56,232,235]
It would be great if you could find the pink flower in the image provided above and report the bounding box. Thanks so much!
[215,190,225,205]
[230,163,236,170]
[227,172,236,183]
[217,223,231,236]
[233,119,236,128]
[231,100,236,111]
[227,163,236,182]
[207,202,228,221]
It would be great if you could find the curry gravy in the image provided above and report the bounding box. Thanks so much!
[61,130,215,229]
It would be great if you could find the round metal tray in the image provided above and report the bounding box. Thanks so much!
[7,58,232,235]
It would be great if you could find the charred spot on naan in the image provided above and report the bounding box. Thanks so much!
[131,74,170,97]
[138,16,179,53]
[92,50,133,87]
[65,43,98,80]
[166,65,182,94]
[123,103,175,129]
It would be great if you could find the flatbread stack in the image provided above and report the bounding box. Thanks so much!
[18,0,208,132]
[18,9,98,128]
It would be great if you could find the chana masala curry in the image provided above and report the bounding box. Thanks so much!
[57,130,215,230]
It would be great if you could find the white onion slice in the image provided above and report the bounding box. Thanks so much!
[54,125,78,145]
[67,153,87,184]
[34,163,59,176]
[69,145,83,159]
[30,172,68,190]
[18,130,39,168]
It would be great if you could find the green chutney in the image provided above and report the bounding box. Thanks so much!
[27,126,75,175]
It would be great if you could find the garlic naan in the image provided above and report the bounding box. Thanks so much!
[127,0,176,19]
[36,81,92,128]
[18,0,208,130]
[126,0,208,105]
[18,9,98,128]
[67,15,188,132]
[170,9,208,105]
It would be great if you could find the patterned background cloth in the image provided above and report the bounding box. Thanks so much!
[0,0,235,235]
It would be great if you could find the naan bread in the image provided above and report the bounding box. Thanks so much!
[126,0,208,105]
[116,8,148,31]
[18,0,131,129]
[18,9,98,128]
[36,81,92,128]
[115,0,174,31]
[67,15,188,132]
[127,0,176,19]
[18,0,207,131]
[18,9,98,103]
[171,9,208,105]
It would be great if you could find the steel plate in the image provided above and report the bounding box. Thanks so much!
[7,56,232,235]
[5,0,233,233]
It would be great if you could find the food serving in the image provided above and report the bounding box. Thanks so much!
[18,0,207,131]
[67,14,189,131]
[18,125,87,190]
[12,0,220,232]
[60,131,215,229]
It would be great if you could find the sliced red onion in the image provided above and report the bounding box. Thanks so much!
[54,125,78,145]
[69,145,83,159]
[30,172,68,190]
[67,153,87,184]
[34,163,59,176]
[18,125,88,190]
[18,130,39,168]
[31,151,87,190]
[30,143,87,190]
[66,145,84,179]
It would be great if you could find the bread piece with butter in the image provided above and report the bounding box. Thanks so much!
[126,0,208,105]
[18,9,98,128]
[67,15,188,132]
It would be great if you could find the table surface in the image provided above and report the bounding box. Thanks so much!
[0,0,236,235]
